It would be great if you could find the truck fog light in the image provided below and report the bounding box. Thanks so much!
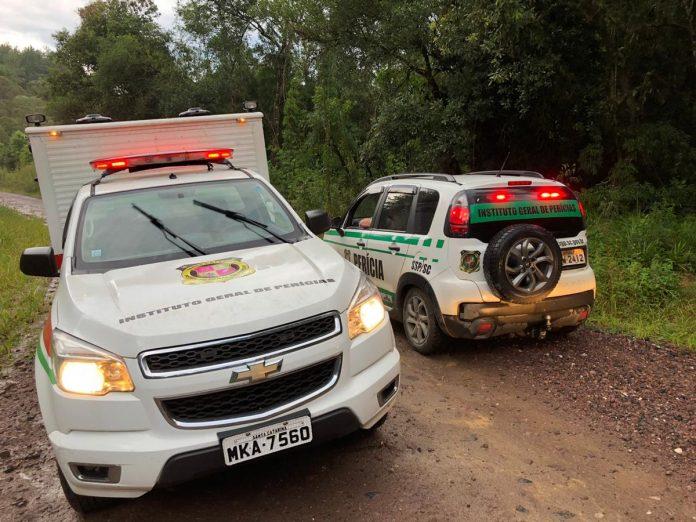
[348,274,385,339]
[52,330,134,396]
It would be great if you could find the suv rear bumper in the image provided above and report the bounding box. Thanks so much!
[441,290,595,339]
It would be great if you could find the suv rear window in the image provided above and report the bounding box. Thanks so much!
[74,179,304,272]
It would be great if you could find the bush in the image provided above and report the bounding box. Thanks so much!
[0,206,49,362]
[587,205,695,348]
[0,163,40,196]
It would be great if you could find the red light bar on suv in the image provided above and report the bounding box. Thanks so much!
[90,148,233,172]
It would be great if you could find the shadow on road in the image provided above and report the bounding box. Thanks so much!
[88,429,397,521]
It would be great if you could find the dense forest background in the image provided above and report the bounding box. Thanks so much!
[1,0,694,214]
[0,0,694,346]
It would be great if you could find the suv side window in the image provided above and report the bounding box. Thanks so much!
[376,188,415,232]
[412,189,439,235]
[346,191,381,229]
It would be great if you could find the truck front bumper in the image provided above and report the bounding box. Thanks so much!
[37,320,400,499]
[441,290,595,339]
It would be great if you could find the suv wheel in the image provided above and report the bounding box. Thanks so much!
[402,287,444,355]
[483,224,562,304]
[57,464,115,513]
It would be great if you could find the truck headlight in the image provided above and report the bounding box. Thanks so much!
[51,330,134,396]
[347,274,385,339]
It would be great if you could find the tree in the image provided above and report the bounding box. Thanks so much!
[177,0,302,155]
[48,0,192,122]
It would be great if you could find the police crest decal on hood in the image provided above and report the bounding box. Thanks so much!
[178,257,255,285]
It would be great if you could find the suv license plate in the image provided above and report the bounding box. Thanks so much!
[221,416,312,466]
[562,247,586,267]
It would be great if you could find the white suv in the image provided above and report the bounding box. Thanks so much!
[325,171,595,354]
[20,150,399,512]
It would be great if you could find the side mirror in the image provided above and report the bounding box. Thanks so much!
[330,216,345,237]
[305,209,331,236]
[20,247,59,277]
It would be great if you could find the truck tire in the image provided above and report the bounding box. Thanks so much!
[57,464,116,513]
[483,224,562,304]
[402,287,445,355]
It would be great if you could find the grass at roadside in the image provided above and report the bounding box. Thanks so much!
[586,207,695,349]
[0,164,40,196]
[0,206,49,364]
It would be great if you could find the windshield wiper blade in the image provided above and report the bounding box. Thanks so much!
[132,204,208,257]
[192,200,291,244]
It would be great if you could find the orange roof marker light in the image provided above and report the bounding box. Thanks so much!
[89,149,233,173]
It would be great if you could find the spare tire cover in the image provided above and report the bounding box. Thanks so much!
[483,224,562,304]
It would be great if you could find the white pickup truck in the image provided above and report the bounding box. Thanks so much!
[21,112,400,512]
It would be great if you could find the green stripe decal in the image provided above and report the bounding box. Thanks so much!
[36,343,56,384]
[323,229,418,245]
[436,239,445,248]
[378,286,395,297]
[470,200,581,223]
[377,286,395,308]
[323,238,348,247]
[323,238,415,258]
[422,238,432,247]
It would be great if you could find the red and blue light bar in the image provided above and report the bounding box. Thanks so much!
[90,148,233,172]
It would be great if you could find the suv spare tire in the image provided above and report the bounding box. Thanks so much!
[483,224,562,304]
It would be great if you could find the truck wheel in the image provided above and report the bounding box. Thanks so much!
[57,464,115,513]
[402,287,445,355]
[483,224,562,304]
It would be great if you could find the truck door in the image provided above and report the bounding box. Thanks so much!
[367,185,418,310]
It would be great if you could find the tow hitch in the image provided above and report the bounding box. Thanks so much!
[528,314,552,339]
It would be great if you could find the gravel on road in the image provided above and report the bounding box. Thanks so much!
[0,325,693,521]
[0,192,44,219]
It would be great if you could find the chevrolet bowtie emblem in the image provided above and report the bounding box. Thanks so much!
[230,359,283,384]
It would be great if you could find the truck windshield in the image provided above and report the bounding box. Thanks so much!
[74,179,305,271]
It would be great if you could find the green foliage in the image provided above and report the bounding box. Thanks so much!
[1,0,694,351]
[0,164,40,196]
[48,0,194,122]
[587,203,696,348]
[0,207,49,362]
[0,46,50,170]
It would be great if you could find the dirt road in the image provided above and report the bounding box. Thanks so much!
[0,192,44,218]
[0,194,694,520]
[0,326,694,521]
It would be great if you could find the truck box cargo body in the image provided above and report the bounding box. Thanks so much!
[26,113,269,254]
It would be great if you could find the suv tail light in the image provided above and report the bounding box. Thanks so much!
[447,192,469,237]
[578,201,587,219]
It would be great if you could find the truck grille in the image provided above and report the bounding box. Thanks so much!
[158,356,341,428]
[140,312,340,377]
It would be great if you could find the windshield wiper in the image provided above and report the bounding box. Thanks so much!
[132,204,208,257]
[193,200,291,244]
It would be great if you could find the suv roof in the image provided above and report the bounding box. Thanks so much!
[464,170,544,178]
[366,171,556,195]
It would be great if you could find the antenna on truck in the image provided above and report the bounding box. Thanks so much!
[496,151,511,177]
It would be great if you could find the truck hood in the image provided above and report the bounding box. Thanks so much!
[54,238,358,357]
